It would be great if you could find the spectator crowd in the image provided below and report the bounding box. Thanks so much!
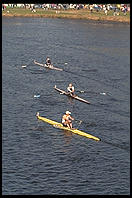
[2,4,130,16]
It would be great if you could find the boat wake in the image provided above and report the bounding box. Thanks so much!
[101,139,130,152]
[63,69,88,79]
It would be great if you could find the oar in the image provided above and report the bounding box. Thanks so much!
[76,90,85,93]
[21,59,34,68]
[100,92,106,95]
[76,90,107,95]
[21,65,27,68]
[57,62,68,65]
[59,91,70,96]
[34,94,40,98]
[74,119,83,125]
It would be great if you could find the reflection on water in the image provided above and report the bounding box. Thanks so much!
[63,130,73,145]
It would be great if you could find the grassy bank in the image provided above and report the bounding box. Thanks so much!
[2,8,130,23]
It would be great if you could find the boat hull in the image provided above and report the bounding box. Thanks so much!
[54,86,90,104]
[34,60,63,71]
[36,113,100,141]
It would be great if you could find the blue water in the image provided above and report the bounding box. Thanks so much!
[2,17,130,195]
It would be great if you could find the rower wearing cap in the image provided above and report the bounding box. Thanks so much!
[62,111,74,129]
[67,83,75,96]
[46,57,52,66]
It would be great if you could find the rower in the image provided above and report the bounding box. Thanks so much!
[46,57,52,66]
[67,83,75,96]
[62,111,74,129]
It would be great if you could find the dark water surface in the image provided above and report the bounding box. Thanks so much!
[2,17,130,195]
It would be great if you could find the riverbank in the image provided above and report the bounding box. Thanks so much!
[2,8,130,24]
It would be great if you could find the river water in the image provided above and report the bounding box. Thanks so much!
[2,17,130,195]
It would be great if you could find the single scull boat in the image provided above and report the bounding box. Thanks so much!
[34,60,63,71]
[36,112,100,141]
[54,85,90,104]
